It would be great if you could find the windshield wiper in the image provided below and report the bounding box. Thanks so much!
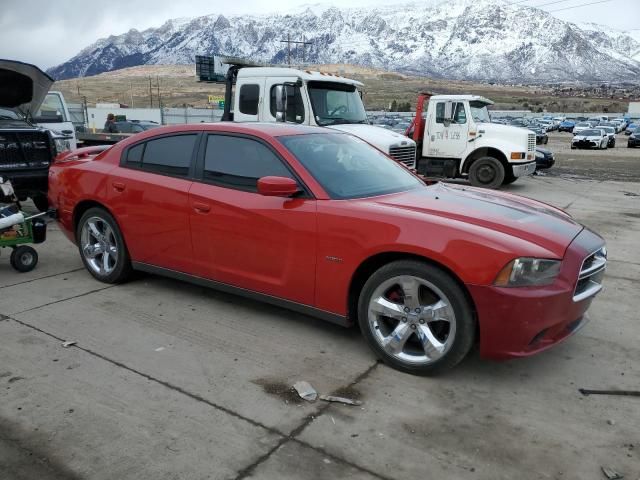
[319,117,367,126]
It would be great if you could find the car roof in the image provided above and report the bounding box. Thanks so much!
[115,122,335,146]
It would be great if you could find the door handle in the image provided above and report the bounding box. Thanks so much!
[112,182,126,192]
[193,202,211,213]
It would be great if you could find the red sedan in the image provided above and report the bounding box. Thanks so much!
[48,123,606,374]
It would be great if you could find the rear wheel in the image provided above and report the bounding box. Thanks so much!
[77,207,131,283]
[358,260,475,375]
[468,157,505,189]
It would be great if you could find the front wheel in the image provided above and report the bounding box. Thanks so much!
[468,157,505,189]
[77,207,131,283]
[358,260,475,375]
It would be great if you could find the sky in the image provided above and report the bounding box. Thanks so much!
[1,0,638,69]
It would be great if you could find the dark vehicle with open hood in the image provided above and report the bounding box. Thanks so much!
[0,60,73,211]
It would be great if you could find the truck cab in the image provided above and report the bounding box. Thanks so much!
[410,94,536,188]
[226,66,417,169]
[34,91,77,150]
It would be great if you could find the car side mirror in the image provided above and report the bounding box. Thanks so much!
[257,176,300,197]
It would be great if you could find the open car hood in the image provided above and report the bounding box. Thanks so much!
[0,59,54,115]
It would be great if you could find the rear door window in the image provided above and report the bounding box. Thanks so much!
[125,134,197,177]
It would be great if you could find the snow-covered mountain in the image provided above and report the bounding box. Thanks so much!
[48,0,640,83]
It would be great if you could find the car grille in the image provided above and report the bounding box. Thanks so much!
[573,247,607,302]
[389,145,416,168]
[0,131,52,170]
[527,133,536,152]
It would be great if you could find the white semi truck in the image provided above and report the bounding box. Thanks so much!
[220,62,417,169]
[406,93,537,188]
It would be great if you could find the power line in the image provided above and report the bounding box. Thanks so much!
[526,0,575,8]
[547,0,614,12]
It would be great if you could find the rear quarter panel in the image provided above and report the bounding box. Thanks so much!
[48,154,118,243]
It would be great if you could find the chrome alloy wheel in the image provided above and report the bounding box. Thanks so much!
[80,216,118,276]
[367,275,457,365]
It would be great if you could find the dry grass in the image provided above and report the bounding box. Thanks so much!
[53,63,629,112]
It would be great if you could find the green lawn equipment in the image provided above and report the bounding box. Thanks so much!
[1,177,52,272]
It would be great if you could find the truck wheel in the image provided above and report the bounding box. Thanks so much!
[77,207,132,284]
[10,246,38,273]
[468,157,505,189]
[358,260,475,375]
[32,195,49,213]
[502,175,518,185]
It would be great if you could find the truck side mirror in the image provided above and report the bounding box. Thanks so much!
[275,84,297,123]
[443,101,455,125]
[275,85,286,122]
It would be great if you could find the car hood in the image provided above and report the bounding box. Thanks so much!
[366,183,582,257]
[0,59,54,115]
[327,123,414,149]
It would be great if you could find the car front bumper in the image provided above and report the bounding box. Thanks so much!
[572,140,599,149]
[469,228,605,360]
[628,137,640,147]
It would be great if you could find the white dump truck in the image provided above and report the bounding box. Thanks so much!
[219,60,417,168]
[406,93,537,188]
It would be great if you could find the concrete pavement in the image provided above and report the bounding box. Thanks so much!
[1,175,639,479]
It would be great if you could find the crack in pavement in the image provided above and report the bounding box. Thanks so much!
[3,315,391,480]
[8,285,117,315]
[232,362,385,480]
[0,268,84,290]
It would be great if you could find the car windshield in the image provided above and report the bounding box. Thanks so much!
[576,123,590,127]
[469,101,491,123]
[602,127,614,134]
[307,81,367,126]
[580,130,601,136]
[279,133,423,199]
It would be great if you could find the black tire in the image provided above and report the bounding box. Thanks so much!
[468,157,505,189]
[544,137,548,144]
[502,175,518,185]
[10,246,38,272]
[76,207,131,283]
[32,195,49,213]
[357,260,475,375]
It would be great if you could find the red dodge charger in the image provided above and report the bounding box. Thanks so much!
[48,123,606,374]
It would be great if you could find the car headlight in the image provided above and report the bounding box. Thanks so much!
[54,137,72,154]
[494,258,561,287]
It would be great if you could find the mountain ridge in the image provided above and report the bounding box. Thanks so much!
[47,0,640,83]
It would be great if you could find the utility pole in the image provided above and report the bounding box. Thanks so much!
[280,34,312,66]
[156,76,161,109]
[148,76,153,108]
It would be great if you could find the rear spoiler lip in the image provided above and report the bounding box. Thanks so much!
[54,145,111,163]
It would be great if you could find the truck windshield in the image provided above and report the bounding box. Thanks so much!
[469,101,491,123]
[36,93,68,122]
[307,81,367,126]
[279,133,423,199]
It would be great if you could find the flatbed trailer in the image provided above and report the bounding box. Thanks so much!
[76,132,132,146]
